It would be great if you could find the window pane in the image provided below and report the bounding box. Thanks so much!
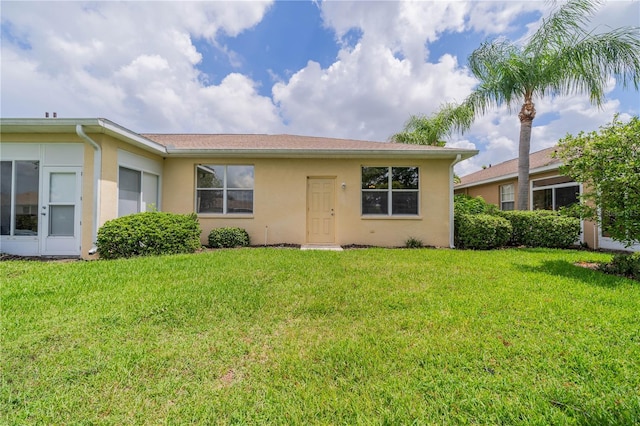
[142,173,159,211]
[362,191,388,215]
[1,161,12,235]
[227,190,253,213]
[50,172,76,203]
[532,189,553,210]
[197,190,223,213]
[392,191,418,215]
[197,165,224,188]
[500,184,514,202]
[118,167,141,217]
[362,167,388,189]
[555,186,579,209]
[501,201,515,211]
[227,166,254,189]
[392,167,418,189]
[49,205,74,236]
[15,161,39,235]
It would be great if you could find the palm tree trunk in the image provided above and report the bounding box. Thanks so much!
[517,98,536,210]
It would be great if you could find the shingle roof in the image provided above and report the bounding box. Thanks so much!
[142,133,478,159]
[144,133,456,151]
[456,146,561,187]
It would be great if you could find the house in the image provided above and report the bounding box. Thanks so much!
[455,146,639,252]
[0,117,478,258]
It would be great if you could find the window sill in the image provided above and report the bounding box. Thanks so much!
[197,214,254,219]
[361,215,422,220]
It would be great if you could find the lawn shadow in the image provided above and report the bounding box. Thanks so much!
[516,260,631,288]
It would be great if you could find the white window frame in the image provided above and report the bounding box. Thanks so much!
[117,150,162,217]
[361,166,420,216]
[530,177,581,211]
[500,184,515,211]
[196,165,254,215]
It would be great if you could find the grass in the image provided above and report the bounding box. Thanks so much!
[2,248,639,424]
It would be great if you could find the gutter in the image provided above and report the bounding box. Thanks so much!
[76,124,101,255]
[449,154,462,248]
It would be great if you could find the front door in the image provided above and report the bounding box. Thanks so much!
[307,178,335,244]
[41,167,82,256]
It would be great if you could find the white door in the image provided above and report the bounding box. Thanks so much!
[41,167,82,256]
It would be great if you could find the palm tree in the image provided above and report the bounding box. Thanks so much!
[390,103,474,146]
[463,0,640,210]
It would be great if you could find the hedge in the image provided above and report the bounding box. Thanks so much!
[97,212,201,259]
[455,213,512,250]
[208,227,251,248]
[497,210,581,248]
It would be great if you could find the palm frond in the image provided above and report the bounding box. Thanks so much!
[526,0,601,55]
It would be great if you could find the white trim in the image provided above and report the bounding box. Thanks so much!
[456,163,562,189]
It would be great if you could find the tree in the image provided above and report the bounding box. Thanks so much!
[390,103,474,146]
[555,115,639,247]
[463,0,640,210]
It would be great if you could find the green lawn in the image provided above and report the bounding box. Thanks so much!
[2,248,639,424]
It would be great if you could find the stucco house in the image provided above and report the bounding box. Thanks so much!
[455,146,639,252]
[1,117,477,258]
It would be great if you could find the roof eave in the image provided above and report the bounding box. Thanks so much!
[455,163,562,189]
[164,147,478,159]
[0,118,167,155]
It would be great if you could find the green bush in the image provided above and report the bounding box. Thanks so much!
[455,213,512,250]
[404,237,424,248]
[208,227,251,248]
[454,194,498,216]
[97,212,201,259]
[599,252,640,281]
[498,210,581,248]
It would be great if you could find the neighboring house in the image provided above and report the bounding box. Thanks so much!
[455,146,639,252]
[0,117,477,258]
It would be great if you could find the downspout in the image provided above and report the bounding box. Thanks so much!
[76,124,101,255]
[449,154,462,248]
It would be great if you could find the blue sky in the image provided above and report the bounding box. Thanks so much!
[1,1,639,175]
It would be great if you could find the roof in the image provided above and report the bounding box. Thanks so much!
[0,118,478,160]
[456,146,561,188]
[143,133,478,159]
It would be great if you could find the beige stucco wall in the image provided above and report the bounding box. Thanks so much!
[163,157,454,248]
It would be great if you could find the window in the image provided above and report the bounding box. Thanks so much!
[531,177,579,211]
[118,166,159,217]
[196,165,254,214]
[361,166,419,216]
[1,160,40,236]
[500,184,515,211]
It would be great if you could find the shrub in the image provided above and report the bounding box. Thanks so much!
[455,213,512,250]
[498,210,581,248]
[454,194,498,216]
[208,227,251,248]
[97,212,201,259]
[599,252,640,281]
[404,237,424,248]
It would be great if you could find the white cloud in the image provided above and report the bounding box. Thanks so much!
[1,1,277,132]
[1,0,636,178]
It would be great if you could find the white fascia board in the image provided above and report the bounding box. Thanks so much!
[165,147,479,160]
[96,118,166,155]
[0,118,167,155]
[455,163,563,189]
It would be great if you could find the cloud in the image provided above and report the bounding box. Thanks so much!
[1,1,277,132]
[1,0,636,178]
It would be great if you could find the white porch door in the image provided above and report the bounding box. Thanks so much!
[41,167,82,256]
